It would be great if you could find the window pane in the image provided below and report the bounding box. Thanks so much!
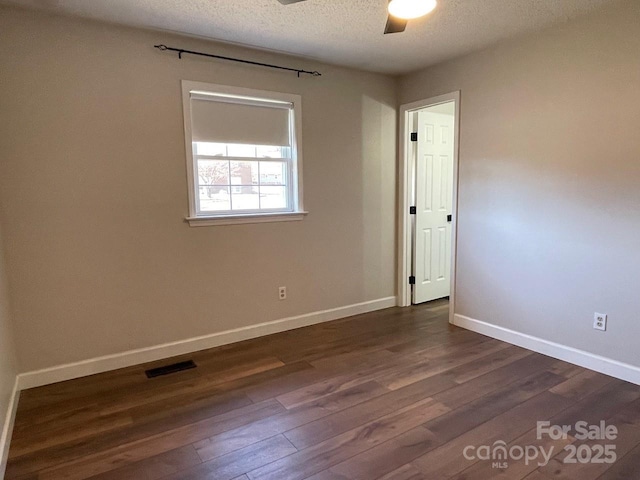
[259,161,286,186]
[198,160,229,186]
[260,186,287,209]
[199,186,230,212]
[196,142,226,156]
[230,161,258,185]
[256,145,289,159]
[231,188,259,210]
[227,144,256,158]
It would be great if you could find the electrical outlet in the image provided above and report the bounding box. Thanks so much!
[593,313,607,331]
[278,286,287,300]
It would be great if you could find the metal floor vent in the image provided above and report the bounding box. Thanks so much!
[145,360,197,378]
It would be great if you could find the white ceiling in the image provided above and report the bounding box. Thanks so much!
[4,0,618,74]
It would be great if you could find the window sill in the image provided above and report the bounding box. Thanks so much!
[186,211,308,227]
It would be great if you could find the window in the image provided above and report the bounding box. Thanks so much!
[182,81,305,226]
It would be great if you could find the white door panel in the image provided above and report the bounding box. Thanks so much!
[413,110,454,304]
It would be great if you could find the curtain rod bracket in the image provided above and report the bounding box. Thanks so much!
[153,44,321,78]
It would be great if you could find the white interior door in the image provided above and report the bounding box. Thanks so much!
[413,109,454,304]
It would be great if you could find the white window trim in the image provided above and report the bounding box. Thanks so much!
[186,211,308,227]
[181,80,306,226]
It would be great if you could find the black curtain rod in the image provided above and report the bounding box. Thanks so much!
[154,44,321,78]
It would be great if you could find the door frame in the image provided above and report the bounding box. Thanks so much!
[396,91,461,324]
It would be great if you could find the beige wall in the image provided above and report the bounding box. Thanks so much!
[3,0,638,376]
[0,7,397,371]
[0,221,18,471]
[400,0,640,367]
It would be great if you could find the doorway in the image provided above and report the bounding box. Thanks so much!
[397,92,460,319]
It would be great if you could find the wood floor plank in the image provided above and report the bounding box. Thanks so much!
[411,391,574,479]
[377,463,425,480]
[522,471,557,480]
[15,355,287,432]
[241,362,331,403]
[274,365,392,410]
[83,445,202,480]
[282,371,456,450]
[274,335,497,410]
[549,370,617,400]
[9,411,133,457]
[313,426,437,479]
[9,399,286,479]
[595,443,640,479]
[450,386,640,480]
[96,356,286,418]
[538,421,640,480]
[446,345,532,384]
[193,380,391,463]
[375,340,511,390]
[449,419,575,480]
[537,393,640,480]
[162,435,297,480]
[7,301,640,480]
[431,354,562,411]
[543,381,640,430]
[424,371,567,444]
[17,351,278,415]
[246,398,449,480]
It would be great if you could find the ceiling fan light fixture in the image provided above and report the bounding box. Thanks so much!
[388,0,437,20]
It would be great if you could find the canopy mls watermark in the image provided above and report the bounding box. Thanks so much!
[462,420,618,470]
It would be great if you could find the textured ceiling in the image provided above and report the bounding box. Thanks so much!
[3,0,618,74]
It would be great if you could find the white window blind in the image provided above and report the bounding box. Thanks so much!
[190,96,292,147]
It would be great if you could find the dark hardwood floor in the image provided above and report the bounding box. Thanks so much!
[7,300,640,479]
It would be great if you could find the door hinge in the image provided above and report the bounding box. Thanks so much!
[410,132,418,142]
[409,206,416,215]
[409,276,416,285]
[447,214,452,222]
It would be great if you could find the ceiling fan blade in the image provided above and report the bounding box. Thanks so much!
[384,14,407,34]
[277,0,307,4]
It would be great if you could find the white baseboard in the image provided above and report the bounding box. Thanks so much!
[17,296,397,390]
[0,377,19,479]
[453,314,640,386]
